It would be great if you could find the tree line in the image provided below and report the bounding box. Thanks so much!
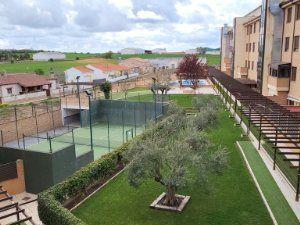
[0,50,38,63]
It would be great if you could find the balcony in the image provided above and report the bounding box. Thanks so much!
[268,75,290,92]
[237,67,248,79]
[268,63,291,92]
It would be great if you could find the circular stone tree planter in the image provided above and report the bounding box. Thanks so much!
[150,193,190,212]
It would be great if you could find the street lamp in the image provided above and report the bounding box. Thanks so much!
[152,78,157,123]
[76,76,82,127]
[85,90,93,151]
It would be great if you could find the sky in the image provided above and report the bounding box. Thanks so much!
[0,0,261,53]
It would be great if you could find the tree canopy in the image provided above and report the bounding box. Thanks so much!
[176,55,209,88]
[125,96,227,207]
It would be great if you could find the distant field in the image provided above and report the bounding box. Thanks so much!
[0,53,220,76]
[65,53,102,60]
[112,53,185,60]
[0,58,117,76]
[113,53,220,66]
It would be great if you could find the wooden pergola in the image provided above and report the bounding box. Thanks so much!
[0,185,35,225]
[209,67,300,201]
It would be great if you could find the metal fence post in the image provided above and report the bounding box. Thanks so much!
[22,134,26,150]
[134,103,137,136]
[258,114,262,150]
[14,106,20,148]
[144,102,147,130]
[51,100,56,136]
[273,128,278,170]
[0,130,3,147]
[48,136,53,154]
[107,106,111,153]
[122,110,125,144]
[34,105,39,143]
[71,129,75,144]
[154,93,157,123]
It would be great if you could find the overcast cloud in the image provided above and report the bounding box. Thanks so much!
[0,0,261,52]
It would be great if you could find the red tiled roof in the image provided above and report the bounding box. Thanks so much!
[74,66,93,73]
[91,64,129,71]
[0,73,51,87]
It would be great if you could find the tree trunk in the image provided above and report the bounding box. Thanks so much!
[164,184,178,207]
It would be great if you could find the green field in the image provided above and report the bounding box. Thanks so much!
[0,54,220,76]
[65,53,101,60]
[73,95,273,225]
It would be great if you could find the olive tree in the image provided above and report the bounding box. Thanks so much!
[125,103,228,207]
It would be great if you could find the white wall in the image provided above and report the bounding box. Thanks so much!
[33,52,66,61]
[65,68,94,83]
[1,91,46,103]
[0,84,22,97]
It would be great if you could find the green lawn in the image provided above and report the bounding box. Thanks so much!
[238,141,299,225]
[73,95,273,225]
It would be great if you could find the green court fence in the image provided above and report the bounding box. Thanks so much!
[20,98,169,158]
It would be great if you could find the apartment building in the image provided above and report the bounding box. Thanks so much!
[232,7,261,85]
[220,24,234,76]
[280,0,300,105]
[223,0,300,105]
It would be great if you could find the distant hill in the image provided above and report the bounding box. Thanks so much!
[203,47,220,52]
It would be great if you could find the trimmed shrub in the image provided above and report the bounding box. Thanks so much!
[38,143,129,225]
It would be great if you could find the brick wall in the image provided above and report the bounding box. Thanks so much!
[0,110,63,144]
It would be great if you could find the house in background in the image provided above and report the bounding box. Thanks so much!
[65,66,100,84]
[119,58,153,74]
[0,73,56,103]
[65,64,138,86]
[33,52,66,61]
[119,48,145,55]
[86,64,136,82]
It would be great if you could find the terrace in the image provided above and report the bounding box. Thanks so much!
[35,91,298,225]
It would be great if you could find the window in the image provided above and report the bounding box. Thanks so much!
[246,43,248,52]
[254,23,256,33]
[251,61,254,70]
[253,42,256,52]
[6,88,12,94]
[272,69,278,77]
[294,36,299,52]
[248,61,250,69]
[249,43,251,52]
[291,67,297,81]
[285,37,290,51]
[287,7,292,23]
[245,60,248,67]
[297,4,300,20]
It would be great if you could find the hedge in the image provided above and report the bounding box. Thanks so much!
[38,143,130,225]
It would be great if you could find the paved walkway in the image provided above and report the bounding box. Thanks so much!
[0,192,42,225]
